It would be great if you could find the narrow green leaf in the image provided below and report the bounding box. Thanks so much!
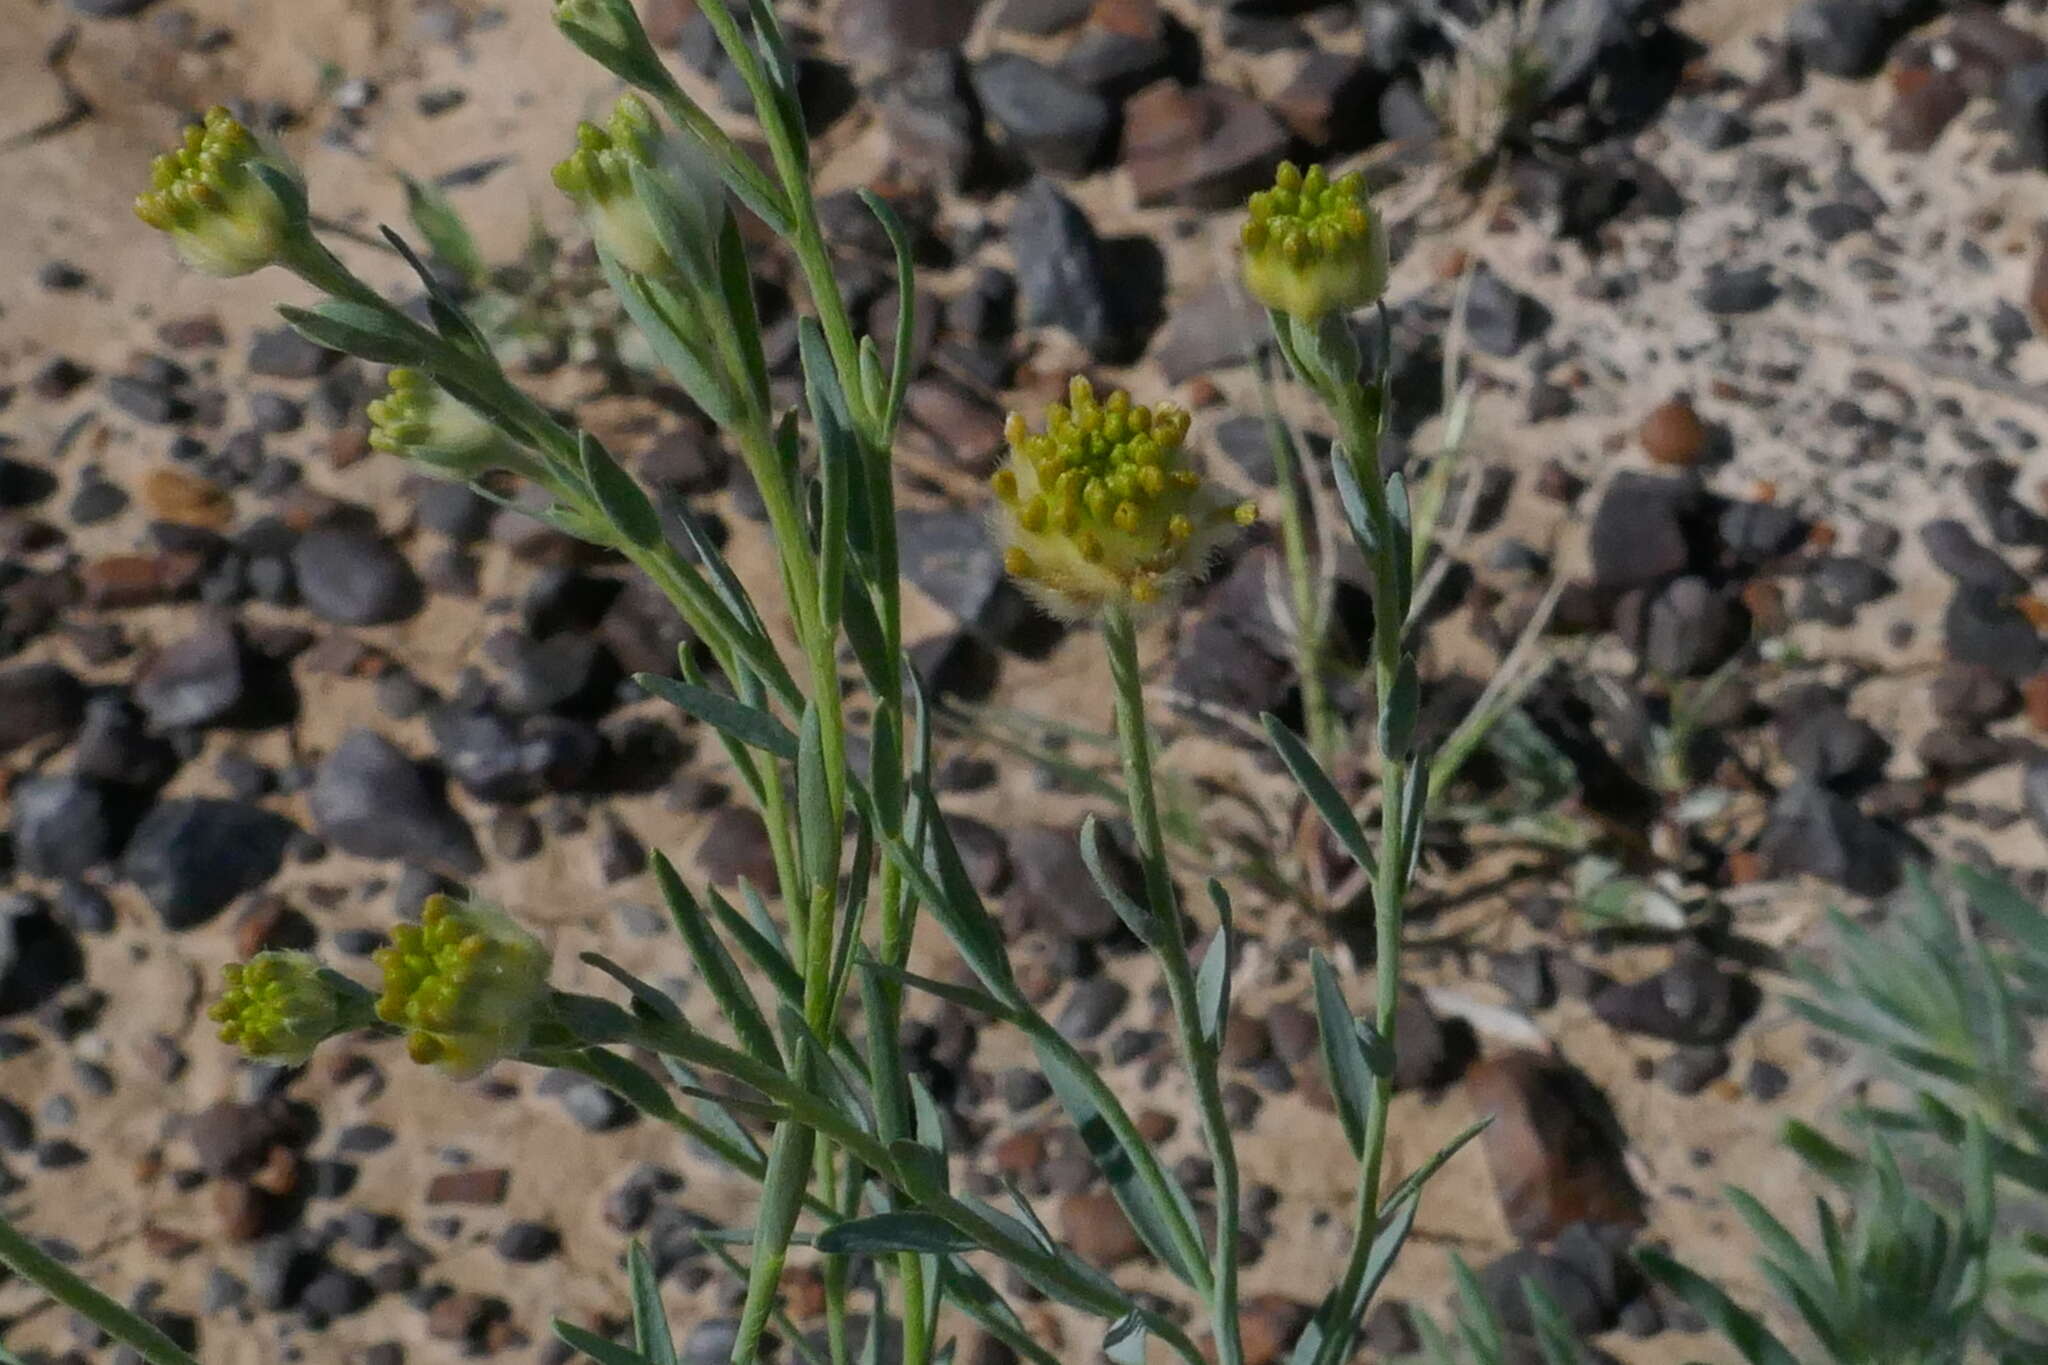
[864,959,1019,1025]
[580,952,683,1023]
[555,1319,653,1365]
[651,851,780,1066]
[1080,815,1155,945]
[1638,1249,1800,1365]
[1379,654,1419,763]
[817,1212,979,1256]
[868,703,905,840]
[634,673,798,760]
[627,1243,681,1365]
[599,253,735,427]
[797,701,836,893]
[859,188,917,433]
[581,431,662,550]
[1033,1037,1206,1289]
[1264,715,1378,881]
[401,172,483,283]
[1311,950,1379,1156]
[1196,926,1231,1049]
[277,300,430,366]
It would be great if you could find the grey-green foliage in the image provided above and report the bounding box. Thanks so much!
[1642,863,2048,1363]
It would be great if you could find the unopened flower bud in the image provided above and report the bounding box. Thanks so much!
[374,896,550,1078]
[991,377,1255,619]
[367,369,530,481]
[135,107,303,278]
[552,95,670,277]
[1240,162,1388,321]
[208,952,358,1065]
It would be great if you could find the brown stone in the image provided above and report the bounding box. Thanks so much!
[1059,1187,1145,1266]
[1270,50,1381,149]
[1884,65,1967,153]
[782,1267,829,1321]
[1122,82,1289,209]
[2030,230,2048,336]
[142,467,234,531]
[991,1128,1048,1176]
[142,1222,201,1260]
[1464,1051,1644,1242]
[427,1290,495,1341]
[1237,1294,1312,1365]
[903,375,1009,476]
[1220,1010,1272,1068]
[1638,397,1706,467]
[2022,672,2048,732]
[250,1144,301,1197]
[1135,1109,1178,1143]
[234,895,293,959]
[81,553,204,609]
[212,1181,269,1242]
[426,1167,511,1205]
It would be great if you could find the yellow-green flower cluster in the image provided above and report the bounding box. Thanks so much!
[1241,162,1388,321]
[134,107,300,278]
[552,94,669,277]
[367,369,527,481]
[208,952,348,1065]
[991,377,1254,618]
[373,896,550,1078]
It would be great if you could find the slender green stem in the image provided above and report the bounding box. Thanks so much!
[1268,410,1336,762]
[1306,366,1418,1365]
[0,1216,200,1365]
[1102,605,1244,1365]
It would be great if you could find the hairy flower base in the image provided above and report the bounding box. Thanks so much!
[1241,162,1388,322]
[552,94,668,277]
[208,952,346,1065]
[134,107,298,278]
[374,896,550,1077]
[991,377,1253,619]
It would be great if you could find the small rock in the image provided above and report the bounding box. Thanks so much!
[1009,824,1142,942]
[1152,279,1265,384]
[1643,577,1743,677]
[1059,1187,1145,1266]
[247,328,338,380]
[141,468,234,530]
[1010,178,1122,361]
[1466,1052,1643,1243]
[136,617,245,729]
[426,1168,510,1205]
[1745,1059,1790,1102]
[900,506,1031,644]
[1056,977,1129,1041]
[1777,691,1888,787]
[10,776,115,879]
[310,730,482,876]
[1658,1045,1731,1095]
[695,806,779,888]
[1696,264,1780,315]
[1122,82,1290,210]
[1476,1247,1607,1336]
[1945,587,2048,681]
[1588,473,1698,590]
[292,525,422,626]
[1638,397,1707,467]
[0,664,85,753]
[123,799,297,929]
[1464,266,1550,357]
[494,1221,560,1263]
[1785,0,1906,80]
[971,53,1113,178]
[0,902,85,1018]
[1757,781,1901,896]
[2005,62,2048,168]
[1921,519,2025,596]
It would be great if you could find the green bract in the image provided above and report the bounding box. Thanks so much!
[207,952,351,1065]
[374,896,551,1077]
[552,94,669,277]
[1240,161,1388,322]
[134,107,302,278]
[991,376,1254,618]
